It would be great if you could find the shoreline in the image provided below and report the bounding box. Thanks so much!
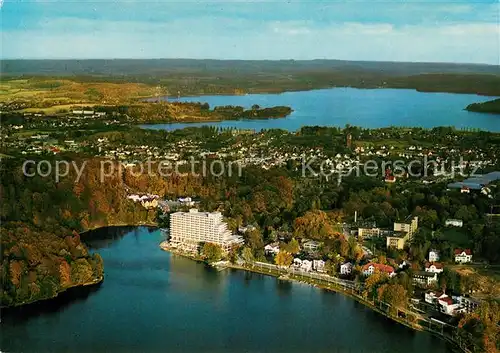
[140,86,500,101]
[80,222,158,234]
[2,223,158,310]
[160,244,422,330]
[160,243,467,353]
[1,275,103,310]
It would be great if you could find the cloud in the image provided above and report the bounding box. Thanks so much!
[1,1,499,64]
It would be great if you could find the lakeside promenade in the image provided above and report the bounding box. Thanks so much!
[160,241,473,353]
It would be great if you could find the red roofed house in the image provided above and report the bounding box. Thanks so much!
[461,186,470,194]
[425,262,444,274]
[385,175,396,183]
[49,146,61,154]
[438,296,460,316]
[424,290,448,304]
[362,263,395,277]
[455,249,472,264]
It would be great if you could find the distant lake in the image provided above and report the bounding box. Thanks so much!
[1,227,453,353]
[141,88,500,132]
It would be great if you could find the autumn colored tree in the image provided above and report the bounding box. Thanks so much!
[294,210,338,240]
[377,284,408,315]
[201,243,223,263]
[275,251,293,268]
[458,301,500,353]
[59,260,72,287]
[363,269,388,300]
[281,238,300,254]
[241,247,254,264]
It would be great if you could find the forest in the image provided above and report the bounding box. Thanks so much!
[466,99,500,115]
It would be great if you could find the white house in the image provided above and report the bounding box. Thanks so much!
[397,260,409,269]
[264,243,280,256]
[313,260,326,273]
[303,240,320,253]
[301,259,313,272]
[438,297,460,316]
[455,249,472,264]
[362,263,395,277]
[428,249,440,262]
[413,271,438,287]
[340,262,353,275]
[445,219,463,227]
[424,290,448,305]
[178,197,195,206]
[425,262,444,274]
[293,258,312,272]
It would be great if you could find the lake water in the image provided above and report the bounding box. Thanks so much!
[141,88,500,132]
[1,226,453,353]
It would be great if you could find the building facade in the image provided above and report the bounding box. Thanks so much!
[428,249,440,262]
[170,209,243,252]
[386,216,419,249]
[455,249,472,263]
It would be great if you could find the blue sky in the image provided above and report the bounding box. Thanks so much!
[1,0,499,64]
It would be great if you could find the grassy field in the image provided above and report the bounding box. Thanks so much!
[450,264,500,298]
[0,78,163,107]
[438,228,471,248]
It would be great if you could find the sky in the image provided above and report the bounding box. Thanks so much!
[1,0,499,64]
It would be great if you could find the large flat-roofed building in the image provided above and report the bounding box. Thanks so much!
[386,216,419,249]
[170,209,243,252]
[393,216,419,237]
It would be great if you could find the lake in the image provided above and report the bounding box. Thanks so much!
[1,226,454,353]
[141,88,500,132]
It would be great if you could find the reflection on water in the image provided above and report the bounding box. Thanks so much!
[1,226,453,353]
[142,88,500,132]
[2,282,102,325]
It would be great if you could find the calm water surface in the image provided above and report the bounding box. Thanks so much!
[2,227,453,353]
[142,88,500,132]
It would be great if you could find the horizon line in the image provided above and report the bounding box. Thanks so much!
[1,57,499,67]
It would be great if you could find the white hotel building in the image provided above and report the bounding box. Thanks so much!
[170,209,243,252]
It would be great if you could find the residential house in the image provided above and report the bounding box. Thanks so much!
[264,243,280,256]
[455,249,472,264]
[303,240,320,253]
[438,297,460,316]
[238,225,256,234]
[178,197,195,206]
[397,259,410,269]
[385,175,396,183]
[362,263,395,277]
[428,249,440,262]
[293,258,312,272]
[313,260,326,273]
[424,290,448,305]
[425,262,444,274]
[445,219,463,227]
[413,271,438,287]
[340,262,353,275]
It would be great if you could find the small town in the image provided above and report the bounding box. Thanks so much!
[2,2,500,352]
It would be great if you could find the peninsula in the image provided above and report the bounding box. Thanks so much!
[466,98,500,115]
